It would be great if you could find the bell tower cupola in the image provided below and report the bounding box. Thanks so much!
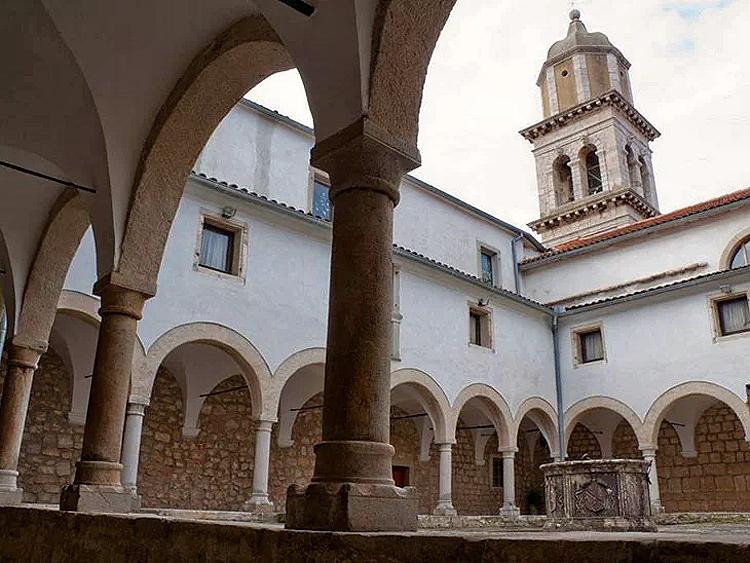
[521,10,661,247]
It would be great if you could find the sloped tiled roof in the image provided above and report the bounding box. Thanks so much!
[521,186,750,266]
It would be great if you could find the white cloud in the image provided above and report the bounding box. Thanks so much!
[247,1,750,233]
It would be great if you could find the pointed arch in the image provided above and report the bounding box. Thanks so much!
[134,322,272,419]
[565,396,644,449]
[514,397,560,458]
[391,368,451,444]
[448,383,513,448]
[642,382,750,449]
[115,17,294,293]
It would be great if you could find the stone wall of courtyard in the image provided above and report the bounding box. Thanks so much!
[138,370,256,510]
[657,403,750,513]
[0,348,82,503]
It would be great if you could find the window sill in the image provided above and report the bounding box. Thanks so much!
[193,263,246,285]
[468,342,495,353]
[713,330,750,344]
[573,358,606,369]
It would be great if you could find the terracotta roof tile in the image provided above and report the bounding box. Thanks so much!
[522,186,750,265]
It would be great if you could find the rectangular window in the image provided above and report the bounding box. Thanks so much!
[480,250,495,285]
[199,224,235,273]
[470,311,483,346]
[491,457,504,488]
[312,180,331,220]
[469,306,492,349]
[717,296,750,336]
[579,329,604,363]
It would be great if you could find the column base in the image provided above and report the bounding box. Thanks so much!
[499,505,521,518]
[59,484,138,513]
[286,482,418,531]
[432,501,457,516]
[242,494,275,514]
[0,470,23,506]
[651,501,664,515]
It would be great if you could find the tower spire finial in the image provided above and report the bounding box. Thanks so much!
[569,7,581,21]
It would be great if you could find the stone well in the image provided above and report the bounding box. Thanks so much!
[541,459,657,532]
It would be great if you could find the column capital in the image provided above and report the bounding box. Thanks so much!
[6,341,45,370]
[436,443,453,453]
[93,272,153,319]
[126,396,150,417]
[310,116,421,206]
[499,447,519,458]
[255,419,275,433]
[639,446,658,457]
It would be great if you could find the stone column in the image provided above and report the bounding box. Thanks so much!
[500,449,520,517]
[641,447,664,514]
[0,340,45,505]
[433,443,457,516]
[569,158,585,201]
[60,274,151,513]
[120,396,149,500]
[243,420,275,513]
[285,118,420,531]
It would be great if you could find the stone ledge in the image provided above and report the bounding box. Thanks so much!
[418,515,546,529]
[2,506,750,563]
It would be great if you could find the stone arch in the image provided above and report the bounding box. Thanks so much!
[514,397,559,459]
[565,396,644,452]
[553,154,574,205]
[578,143,603,195]
[448,383,513,448]
[135,322,272,420]
[391,368,451,444]
[720,227,750,270]
[116,16,295,292]
[274,348,326,447]
[368,0,457,147]
[13,191,89,347]
[642,382,750,450]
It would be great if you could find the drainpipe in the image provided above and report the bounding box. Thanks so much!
[511,235,523,295]
[552,305,566,461]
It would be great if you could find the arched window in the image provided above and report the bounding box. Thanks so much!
[553,156,574,205]
[584,149,603,195]
[730,237,750,269]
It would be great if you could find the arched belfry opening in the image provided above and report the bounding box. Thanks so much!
[553,155,574,205]
[582,146,603,195]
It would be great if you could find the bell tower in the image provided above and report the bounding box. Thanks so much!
[521,10,661,247]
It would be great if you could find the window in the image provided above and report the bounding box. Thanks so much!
[716,296,750,336]
[730,238,750,269]
[480,250,495,285]
[572,324,605,365]
[312,179,331,220]
[469,306,492,349]
[579,329,604,363]
[585,149,603,195]
[195,213,246,279]
[491,456,504,488]
[200,224,235,273]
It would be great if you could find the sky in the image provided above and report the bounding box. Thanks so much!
[246,0,750,231]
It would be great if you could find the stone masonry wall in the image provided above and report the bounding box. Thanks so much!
[138,370,256,510]
[567,423,602,459]
[515,430,552,514]
[657,403,750,513]
[451,429,504,515]
[0,348,83,504]
[612,420,641,459]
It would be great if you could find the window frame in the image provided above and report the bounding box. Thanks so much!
[571,322,606,367]
[476,242,501,288]
[710,292,750,340]
[468,303,494,351]
[194,211,248,282]
[309,169,332,221]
